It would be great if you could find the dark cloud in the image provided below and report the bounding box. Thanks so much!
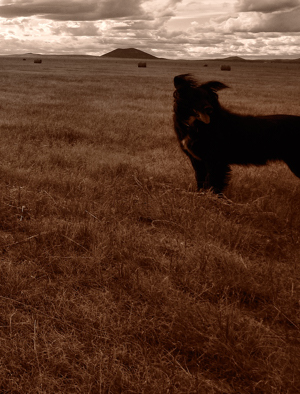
[0,0,147,21]
[111,18,168,31]
[236,0,300,13]
[251,7,300,32]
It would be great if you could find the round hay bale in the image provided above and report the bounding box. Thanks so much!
[221,65,231,71]
[34,59,42,64]
[138,62,147,68]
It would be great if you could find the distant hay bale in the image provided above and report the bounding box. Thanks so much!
[23,58,26,61]
[221,65,231,71]
[138,62,147,68]
[203,64,208,67]
[34,59,42,64]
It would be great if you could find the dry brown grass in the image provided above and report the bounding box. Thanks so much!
[0,56,299,393]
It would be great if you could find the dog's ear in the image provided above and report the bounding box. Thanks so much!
[202,81,229,92]
[174,74,196,89]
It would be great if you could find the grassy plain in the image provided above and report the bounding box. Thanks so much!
[0,55,299,393]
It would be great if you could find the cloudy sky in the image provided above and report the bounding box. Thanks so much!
[0,0,299,59]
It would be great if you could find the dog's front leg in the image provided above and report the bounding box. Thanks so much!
[189,157,208,190]
[206,162,231,194]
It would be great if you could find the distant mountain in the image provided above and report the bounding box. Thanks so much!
[3,51,299,63]
[101,48,158,60]
[207,56,300,63]
[5,52,42,57]
[221,56,248,62]
[207,56,247,62]
[270,58,300,63]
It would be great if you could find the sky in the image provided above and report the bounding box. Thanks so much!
[0,0,299,59]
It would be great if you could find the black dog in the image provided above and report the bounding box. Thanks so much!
[173,74,300,193]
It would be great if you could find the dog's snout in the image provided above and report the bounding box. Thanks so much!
[181,136,190,151]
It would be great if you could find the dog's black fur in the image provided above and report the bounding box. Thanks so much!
[173,73,300,193]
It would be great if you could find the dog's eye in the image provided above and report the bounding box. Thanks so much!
[204,106,213,115]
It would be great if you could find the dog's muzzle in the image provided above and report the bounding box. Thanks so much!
[181,136,190,151]
[195,106,213,124]
[181,136,202,160]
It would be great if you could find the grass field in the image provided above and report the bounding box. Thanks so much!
[0,55,300,393]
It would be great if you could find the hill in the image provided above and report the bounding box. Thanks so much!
[208,56,300,63]
[101,48,157,59]
[221,56,248,62]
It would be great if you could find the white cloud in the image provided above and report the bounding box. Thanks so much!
[211,7,300,33]
[52,21,101,36]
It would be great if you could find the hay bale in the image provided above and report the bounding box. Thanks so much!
[138,62,147,68]
[221,65,231,71]
[203,64,208,67]
[34,59,42,64]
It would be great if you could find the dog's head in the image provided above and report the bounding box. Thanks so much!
[173,74,229,125]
